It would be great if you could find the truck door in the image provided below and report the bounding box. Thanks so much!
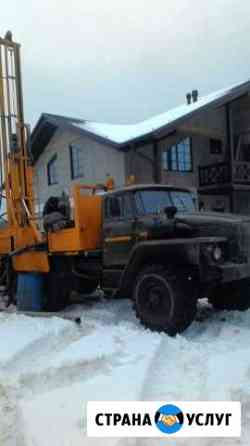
[103,192,135,266]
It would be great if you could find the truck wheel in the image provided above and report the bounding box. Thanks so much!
[133,265,197,336]
[74,278,99,295]
[83,281,98,294]
[103,289,116,299]
[46,288,70,312]
[209,280,250,311]
[7,266,17,306]
[45,273,70,312]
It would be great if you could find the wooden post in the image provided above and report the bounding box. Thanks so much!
[153,139,162,183]
[226,103,234,212]
[129,143,136,177]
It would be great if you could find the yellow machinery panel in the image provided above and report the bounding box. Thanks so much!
[0,226,13,254]
[12,227,50,272]
[48,184,103,253]
[13,251,50,273]
[0,225,50,272]
[48,227,81,253]
[14,226,39,249]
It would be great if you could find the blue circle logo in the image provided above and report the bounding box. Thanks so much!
[155,404,184,434]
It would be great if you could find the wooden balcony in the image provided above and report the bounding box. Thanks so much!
[233,162,250,184]
[199,161,250,191]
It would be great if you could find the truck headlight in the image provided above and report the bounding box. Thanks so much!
[212,245,222,262]
[205,244,223,263]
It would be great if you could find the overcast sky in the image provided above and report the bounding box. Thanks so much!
[1,0,250,128]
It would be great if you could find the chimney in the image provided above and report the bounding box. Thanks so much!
[186,93,192,105]
[5,30,12,41]
[192,89,198,103]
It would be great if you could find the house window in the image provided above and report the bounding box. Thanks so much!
[70,144,85,179]
[162,137,192,172]
[47,155,58,185]
[210,138,222,155]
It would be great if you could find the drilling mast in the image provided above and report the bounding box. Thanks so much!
[0,32,40,240]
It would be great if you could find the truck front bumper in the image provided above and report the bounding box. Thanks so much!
[200,262,250,286]
[200,262,250,288]
[218,262,250,283]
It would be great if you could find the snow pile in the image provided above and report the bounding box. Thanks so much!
[0,299,250,445]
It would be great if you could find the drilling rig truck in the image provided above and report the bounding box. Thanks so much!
[1,33,250,335]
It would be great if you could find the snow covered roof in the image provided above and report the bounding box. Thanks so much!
[72,80,250,146]
[31,80,250,162]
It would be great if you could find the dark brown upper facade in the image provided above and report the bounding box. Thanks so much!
[31,80,250,214]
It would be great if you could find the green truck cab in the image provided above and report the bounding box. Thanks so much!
[99,184,250,335]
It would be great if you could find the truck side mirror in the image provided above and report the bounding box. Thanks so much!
[164,206,177,220]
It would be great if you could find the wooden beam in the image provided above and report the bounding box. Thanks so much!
[178,125,223,140]
[226,103,234,212]
[235,134,242,161]
[135,149,153,165]
[153,140,162,183]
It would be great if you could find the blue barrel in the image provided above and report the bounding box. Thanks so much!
[17,273,45,311]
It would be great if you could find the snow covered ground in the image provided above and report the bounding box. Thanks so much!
[0,295,250,445]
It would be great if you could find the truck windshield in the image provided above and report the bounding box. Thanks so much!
[134,189,196,215]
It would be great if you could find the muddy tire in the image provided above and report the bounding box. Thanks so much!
[209,280,250,311]
[133,265,197,336]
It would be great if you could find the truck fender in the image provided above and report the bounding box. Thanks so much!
[118,237,226,297]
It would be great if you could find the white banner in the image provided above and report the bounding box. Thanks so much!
[87,401,241,438]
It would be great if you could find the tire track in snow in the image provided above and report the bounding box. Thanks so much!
[3,300,250,446]
[0,338,122,444]
[3,321,94,375]
[137,303,221,402]
[0,312,113,446]
[17,355,115,399]
[0,308,135,446]
[0,381,27,446]
[0,319,96,446]
[129,306,250,446]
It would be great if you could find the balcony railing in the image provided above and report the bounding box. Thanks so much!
[199,161,250,188]
[199,162,231,188]
[233,162,250,184]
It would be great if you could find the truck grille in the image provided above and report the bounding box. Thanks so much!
[198,220,250,264]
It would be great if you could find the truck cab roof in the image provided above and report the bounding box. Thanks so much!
[105,184,196,196]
